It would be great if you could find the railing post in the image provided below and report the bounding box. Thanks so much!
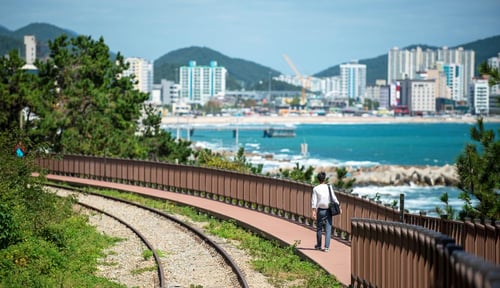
[399,193,405,222]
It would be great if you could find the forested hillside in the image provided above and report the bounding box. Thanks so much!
[153,46,282,89]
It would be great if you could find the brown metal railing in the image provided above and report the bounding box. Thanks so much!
[35,154,500,287]
[36,154,401,238]
[351,218,500,288]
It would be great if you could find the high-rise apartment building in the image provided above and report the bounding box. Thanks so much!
[340,61,366,100]
[123,57,153,94]
[469,78,489,115]
[442,64,464,102]
[179,61,226,105]
[388,46,474,101]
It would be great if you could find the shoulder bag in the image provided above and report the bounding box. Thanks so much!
[327,185,341,216]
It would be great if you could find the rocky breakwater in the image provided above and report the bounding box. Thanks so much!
[325,164,459,187]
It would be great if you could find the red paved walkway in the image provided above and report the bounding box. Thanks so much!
[46,174,351,286]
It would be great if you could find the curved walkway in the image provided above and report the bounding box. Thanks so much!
[45,174,351,286]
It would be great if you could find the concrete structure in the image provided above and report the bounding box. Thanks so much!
[340,61,366,100]
[469,78,490,115]
[123,57,153,94]
[152,79,180,105]
[179,61,226,105]
[21,35,37,71]
[424,67,451,99]
[399,78,436,115]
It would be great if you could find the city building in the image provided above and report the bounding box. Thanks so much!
[399,78,436,115]
[443,63,465,102]
[388,46,474,101]
[152,79,180,106]
[123,57,153,94]
[469,78,490,115]
[179,61,227,105]
[340,61,366,100]
[423,66,451,99]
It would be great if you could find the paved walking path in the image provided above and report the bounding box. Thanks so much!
[45,174,351,286]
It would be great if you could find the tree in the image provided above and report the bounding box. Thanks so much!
[435,192,457,219]
[30,35,148,157]
[332,167,356,191]
[455,117,500,220]
[0,51,38,131]
[479,61,500,107]
[479,61,500,87]
[278,163,315,183]
[138,103,193,163]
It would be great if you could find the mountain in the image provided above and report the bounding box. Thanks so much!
[315,36,500,85]
[154,46,282,89]
[0,23,78,59]
[1,22,499,89]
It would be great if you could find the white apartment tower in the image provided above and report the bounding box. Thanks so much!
[340,61,366,100]
[24,35,36,65]
[469,79,489,115]
[21,35,37,71]
[443,64,464,102]
[179,61,227,105]
[123,57,153,94]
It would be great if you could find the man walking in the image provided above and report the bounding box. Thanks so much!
[311,172,340,252]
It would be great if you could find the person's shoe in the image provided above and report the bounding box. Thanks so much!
[323,248,329,252]
[314,245,321,250]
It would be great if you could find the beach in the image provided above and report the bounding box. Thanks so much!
[162,114,500,125]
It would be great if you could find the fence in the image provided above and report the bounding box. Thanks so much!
[351,218,500,288]
[35,154,500,287]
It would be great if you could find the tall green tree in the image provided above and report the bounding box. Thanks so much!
[30,35,148,157]
[138,103,193,163]
[0,51,37,132]
[455,117,500,220]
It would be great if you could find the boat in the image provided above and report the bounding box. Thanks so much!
[263,127,296,138]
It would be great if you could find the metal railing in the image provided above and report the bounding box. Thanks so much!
[351,219,500,288]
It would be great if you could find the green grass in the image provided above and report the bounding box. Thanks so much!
[0,214,126,287]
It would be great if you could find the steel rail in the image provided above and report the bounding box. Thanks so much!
[46,182,249,288]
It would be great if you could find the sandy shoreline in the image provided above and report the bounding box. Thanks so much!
[162,114,500,125]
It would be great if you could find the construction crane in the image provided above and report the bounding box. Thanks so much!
[283,54,311,106]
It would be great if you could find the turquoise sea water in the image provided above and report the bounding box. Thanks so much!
[168,120,500,215]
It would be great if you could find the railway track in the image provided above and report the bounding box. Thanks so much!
[47,184,249,288]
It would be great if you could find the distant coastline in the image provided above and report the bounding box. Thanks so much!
[162,114,500,126]
[162,114,500,187]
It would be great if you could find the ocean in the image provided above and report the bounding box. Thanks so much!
[168,120,500,216]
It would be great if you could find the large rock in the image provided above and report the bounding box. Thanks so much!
[323,164,459,187]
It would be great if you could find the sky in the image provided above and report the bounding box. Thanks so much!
[1,0,499,75]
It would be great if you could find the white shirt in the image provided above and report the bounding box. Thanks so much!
[311,183,339,209]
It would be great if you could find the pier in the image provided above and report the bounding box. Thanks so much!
[161,123,296,142]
